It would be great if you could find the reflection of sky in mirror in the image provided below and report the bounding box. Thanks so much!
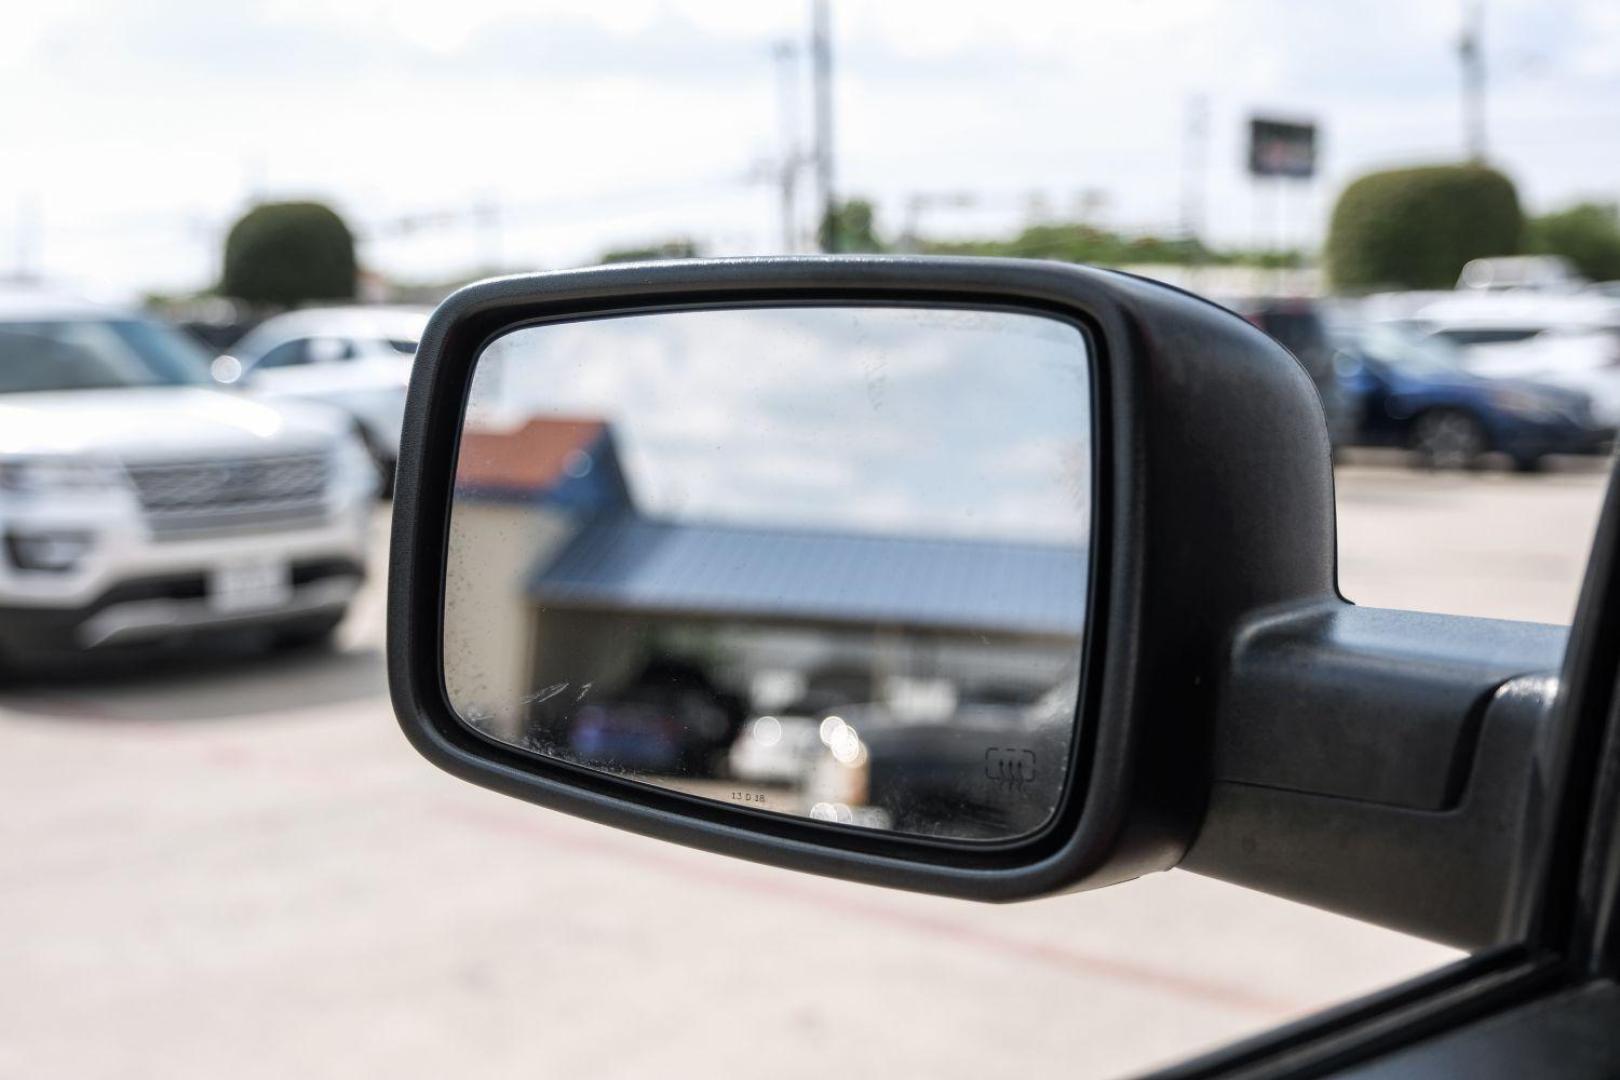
[469,306,1092,545]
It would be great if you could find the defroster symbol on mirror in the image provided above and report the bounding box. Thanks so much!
[985,747,1037,786]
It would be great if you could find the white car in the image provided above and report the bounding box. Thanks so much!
[1460,328,1620,421]
[1396,291,1620,427]
[728,712,828,785]
[0,294,376,668]
[216,305,430,486]
[1455,255,1586,293]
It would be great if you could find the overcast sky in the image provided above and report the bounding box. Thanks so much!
[3,1,1617,299]
[469,306,1092,544]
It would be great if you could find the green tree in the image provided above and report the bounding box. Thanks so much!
[922,222,1215,266]
[222,201,357,308]
[1325,165,1523,290]
[818,198,884,253]
[1527,202,1620,282]
[598,238,703,264]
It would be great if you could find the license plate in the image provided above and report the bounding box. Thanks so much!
[209,559,292,613]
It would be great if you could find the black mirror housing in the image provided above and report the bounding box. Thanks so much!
[387,256,1335,901]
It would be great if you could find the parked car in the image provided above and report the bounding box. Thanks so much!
[0,293,376,669]
[1334,321,1610,470]
[727,710,828,785]
[804,682,1077,840]
[1218,296,1358,449]
[1453,328,1620,426]
[1395,291,1620,427]
[215,305,430,490]
[560,657,746,778]
[1455,255,1586,293]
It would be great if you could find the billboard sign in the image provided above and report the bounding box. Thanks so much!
[1248,117,1317,179]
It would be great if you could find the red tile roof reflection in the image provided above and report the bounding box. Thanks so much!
[455,416,606,493]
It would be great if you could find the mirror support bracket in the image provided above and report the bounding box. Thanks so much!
[1188,600,1566,947]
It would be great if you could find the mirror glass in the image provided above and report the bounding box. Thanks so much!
[443,305,1093,842]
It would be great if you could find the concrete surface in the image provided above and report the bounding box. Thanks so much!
[0,462,1610,1080]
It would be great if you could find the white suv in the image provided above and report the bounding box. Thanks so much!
[215,306,429,487]
[0,294,376,667]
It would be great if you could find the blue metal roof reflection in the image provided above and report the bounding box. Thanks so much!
[531,512,1088,637]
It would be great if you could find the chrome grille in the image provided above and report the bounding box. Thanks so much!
[127,452,330,539]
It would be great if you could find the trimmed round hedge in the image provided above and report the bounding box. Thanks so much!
[1529,203,1620,283]
[1326,165,1522,290]
[223,201,357,308]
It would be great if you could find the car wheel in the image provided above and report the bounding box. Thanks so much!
[374,454,396,500]
[362,442,396,499]
[1411,409,1487,470]
[349,423,395,499]
[1511,453,1547,474]
[270,611,346,652]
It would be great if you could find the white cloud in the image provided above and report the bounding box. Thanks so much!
[0,1,1616,297]
[471,305,1093,544]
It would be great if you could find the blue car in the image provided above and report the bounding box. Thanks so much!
[1334,323,1613,470]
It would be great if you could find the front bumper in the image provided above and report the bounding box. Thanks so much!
[1494,419,1616,458]
[0,556,364,654]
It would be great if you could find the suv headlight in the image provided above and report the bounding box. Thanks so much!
[0,456,128,495]
[329,432,379,497]
[5,530,95,572]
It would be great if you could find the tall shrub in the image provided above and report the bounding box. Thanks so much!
[1326,165,1522,290]
[223,201,357,307]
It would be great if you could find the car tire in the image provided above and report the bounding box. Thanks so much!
[363,443,395,500]
[1511,453,1547,474]
[373,453,396,500]
[270,611,346,653]
[1411,409,1487,471]
[349,423,395,500]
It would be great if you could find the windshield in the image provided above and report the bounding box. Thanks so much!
[1348,324,1468,376]
[0,318,214,394]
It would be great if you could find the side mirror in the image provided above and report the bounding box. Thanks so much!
[388,257,1564,938]
[387,257,1339,901]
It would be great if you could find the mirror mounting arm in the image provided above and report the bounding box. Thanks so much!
[1187,601,1567,948]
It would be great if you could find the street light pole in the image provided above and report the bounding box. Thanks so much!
[772,40,802,253]
[811,0,837,253]
[1459,0,1488,162]
[1180,93,1210,247]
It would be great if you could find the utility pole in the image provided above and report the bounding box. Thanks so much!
[810,0,837,252]
[474,193,502,272]
[1180,93,1210,247]
[14,193,39,282]
[772,40,802,253]
[244,155,267,206]
[1459,0,1487,162]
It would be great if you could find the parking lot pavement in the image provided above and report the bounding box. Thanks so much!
[1336,456,1610,623]
[0,464,1609,1080]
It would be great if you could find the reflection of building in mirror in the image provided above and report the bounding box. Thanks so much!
[444,412,1087,841]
